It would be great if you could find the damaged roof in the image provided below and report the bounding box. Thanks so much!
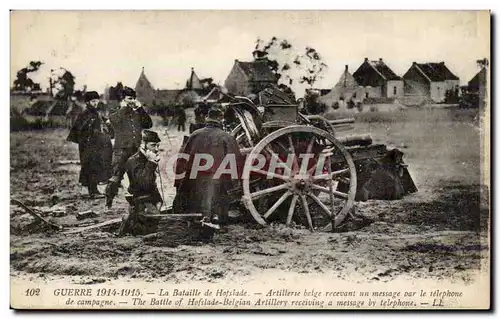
[413,62,460,82]
[236,60,278,82]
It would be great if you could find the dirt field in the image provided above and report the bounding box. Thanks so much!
[10,106,489,285]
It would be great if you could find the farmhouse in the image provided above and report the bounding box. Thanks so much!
[224,51,278,96]
[134,67,216,109]
[319,65,363,110]
[461,66,487,108]
[402,62,460,103]
[352,58,404,100]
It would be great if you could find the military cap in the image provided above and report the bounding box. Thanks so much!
[142,129,161,143]
[122,87,137,99]
[84,91,100,102]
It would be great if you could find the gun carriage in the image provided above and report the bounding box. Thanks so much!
[185,86,417,232]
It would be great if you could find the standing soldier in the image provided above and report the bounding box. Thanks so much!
[67,91,113,198]
[118,130,163,236]
[173,106,243,240]
[105,87,153,208]
[176,107,187,132]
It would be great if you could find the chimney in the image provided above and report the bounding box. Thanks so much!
[379,58,383,63]
[345,65,348,72]
[364,57,368,62]
[439,62,445,65]
[412,62,417,66]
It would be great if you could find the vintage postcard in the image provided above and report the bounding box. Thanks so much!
[9,10,490,310]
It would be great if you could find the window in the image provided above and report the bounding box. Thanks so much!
[393,86,397,95]
[365,92,369,98]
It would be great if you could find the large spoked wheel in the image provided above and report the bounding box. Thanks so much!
[241,125,357,232]
[231,120,296,147]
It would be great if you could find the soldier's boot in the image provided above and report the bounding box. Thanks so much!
[105,181,119,208]
[197,213,217,243]
[88,183,104,199]
[117,215,129,237]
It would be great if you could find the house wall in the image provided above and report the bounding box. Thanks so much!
[403,66,431,96]
[224,64,250,96]
[319,86,364,107]
[386,80,404,98]
[430,81,447,102]
[360,86,382,99]
[445,79,460,93]
[136,87,155,105]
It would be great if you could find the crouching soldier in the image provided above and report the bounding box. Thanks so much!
[117,130,163,236]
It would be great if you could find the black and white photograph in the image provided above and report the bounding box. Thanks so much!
[9,10,490,310]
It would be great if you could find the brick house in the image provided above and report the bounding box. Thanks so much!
[402,62,460,103]
[224,52,278,96]
[352,58,404,99]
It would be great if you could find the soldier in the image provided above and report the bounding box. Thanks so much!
[117,130,163,236]
[189,103,207,133]
[67,91,113,198]
[176,107,187,132]
[105,87,153,208]
[173,106,243,240]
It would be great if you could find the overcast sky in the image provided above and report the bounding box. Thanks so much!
[10,10,490,97]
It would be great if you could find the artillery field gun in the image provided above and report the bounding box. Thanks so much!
[183,86,417,232]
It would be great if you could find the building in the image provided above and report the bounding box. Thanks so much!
[154,89,182,106]
[224,51,278,96]
[352,58,404,99]
[402,62,460,103]
[133,67,217,110]
[319,65,363,109]
[461,67,487,108]
[135,67,156,106]
[185,67,203,91]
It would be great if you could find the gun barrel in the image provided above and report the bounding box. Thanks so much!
[328,118,356,125]
[336,134,373,146]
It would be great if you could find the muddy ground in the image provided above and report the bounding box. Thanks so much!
[10,107,490,285]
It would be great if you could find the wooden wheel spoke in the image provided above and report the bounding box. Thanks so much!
[310,184,349,199]
[312,168,350,180]
[300,195,314,231]
[250,183,289,200]
[306,136,316,154]
[288,135,296,155]
[286,195,298,225]
[288,135,299,173]
[251,168,290,181]
[307,154,325,175]
[264,146,292,172]
[307,193,333,217]
[263,191,292,219]
[326,156,336,212]
[332,190,349,199]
